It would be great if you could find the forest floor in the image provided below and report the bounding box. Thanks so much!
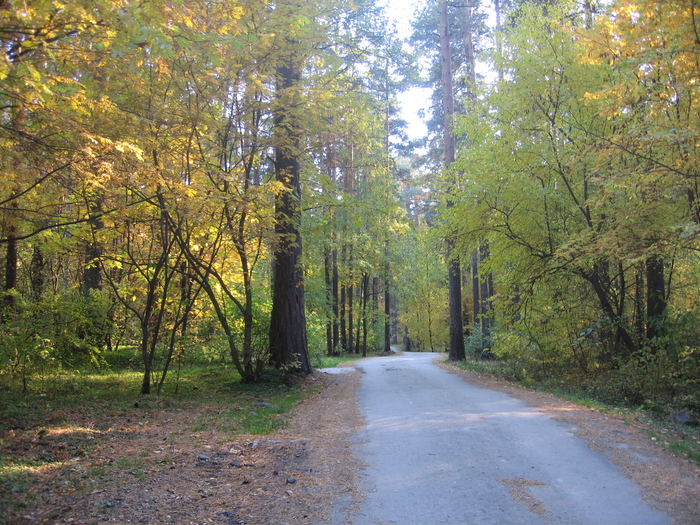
[1,356,699,525]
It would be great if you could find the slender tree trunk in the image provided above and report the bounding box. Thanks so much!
[348,283,355,353]
[384,279,391,353]
[361,273,369,356]
[355,281,362,355]
[479,244,493,356]
[584,263,638,356]
[472,249,480,337]
[84,193,103,296]
[448,246,465,359]
[348,248,354,354]
[3,191,19,312]
[30,244,44,300]
[340,283,347,352]
[440,1,466,361]
[494,0,504,82]
[332,247,339,353]
[325,249,333,356]
[634,264,645,342]
[463,0,477,91]
[4,224,17,310]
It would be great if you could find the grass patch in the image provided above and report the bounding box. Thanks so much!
[669,441,700,464]
[312,352,377,369]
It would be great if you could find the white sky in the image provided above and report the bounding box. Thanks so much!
[382,0,429,141]
[383,0,497,142]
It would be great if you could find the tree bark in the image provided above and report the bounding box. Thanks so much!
[83,193,103,296]
[340,282,347,351]
[645,255,666,342]
[3,224,17,310]
[440,1,466,361]
[584,263,638,356]
[472,249,480,335]
[269,57,311,374]
[30,243,44,300]
[634,264,645,342]
[325,249,333,356]
[3,194,19,313]
[384,279,391,353]
[479,244,493,356]
[332,247,339,353]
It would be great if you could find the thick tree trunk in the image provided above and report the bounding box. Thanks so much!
[269,58,311,374]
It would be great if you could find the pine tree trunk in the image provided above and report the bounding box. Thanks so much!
[340,283,347,351]
[325,249,333,356]
[332,248,339,353]
[269,56,311,374]
[384,279,391,353]
[440,1,466,361]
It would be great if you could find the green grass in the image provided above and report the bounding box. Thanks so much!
[669,441,700,463]
[312,352,375,368]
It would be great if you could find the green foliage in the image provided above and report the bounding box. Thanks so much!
[0,294,114,389]
[396,231,449,352]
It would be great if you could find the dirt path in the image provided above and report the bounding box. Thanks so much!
[3,354,699,524]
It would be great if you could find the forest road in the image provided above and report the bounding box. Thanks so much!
[345,351,671,525]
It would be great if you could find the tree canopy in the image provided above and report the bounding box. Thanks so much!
[1,0,699,413]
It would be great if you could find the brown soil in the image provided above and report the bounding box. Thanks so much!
[1,370,364,525]
[3,358,699,525]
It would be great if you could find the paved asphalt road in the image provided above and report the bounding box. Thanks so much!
[348,352,670,525]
